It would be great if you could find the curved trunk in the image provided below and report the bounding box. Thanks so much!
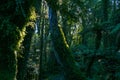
[0,0,35,80]
[48,5,86,80]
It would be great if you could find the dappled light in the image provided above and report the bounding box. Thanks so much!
[0,0,120,80]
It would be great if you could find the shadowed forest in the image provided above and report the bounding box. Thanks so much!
[0,0,120,80]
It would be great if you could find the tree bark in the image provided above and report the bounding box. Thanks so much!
[39,16,45,80]
[48,4,86,80]
[17,26,34,80]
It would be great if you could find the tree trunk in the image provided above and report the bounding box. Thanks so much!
[102,0,109,21]
[38,18,45,80]
[48,4,86,80]
[17,26,34,80]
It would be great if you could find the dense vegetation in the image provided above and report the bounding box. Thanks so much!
[0,0,120,80]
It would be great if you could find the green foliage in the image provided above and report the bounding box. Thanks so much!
[0,0,120,80]
[111,9,120,25]
[71,44,120,80]
[110,23,120,34]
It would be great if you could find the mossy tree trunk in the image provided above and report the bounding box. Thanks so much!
[102,0,110,49]
[39,16,45,80]
[17,26,34,80]
[48,1,86,80]
[0,1,19,80]
[0,0,35,80]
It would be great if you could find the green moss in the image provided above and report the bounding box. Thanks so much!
[51,25,86,80]
[0,0,36,80]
